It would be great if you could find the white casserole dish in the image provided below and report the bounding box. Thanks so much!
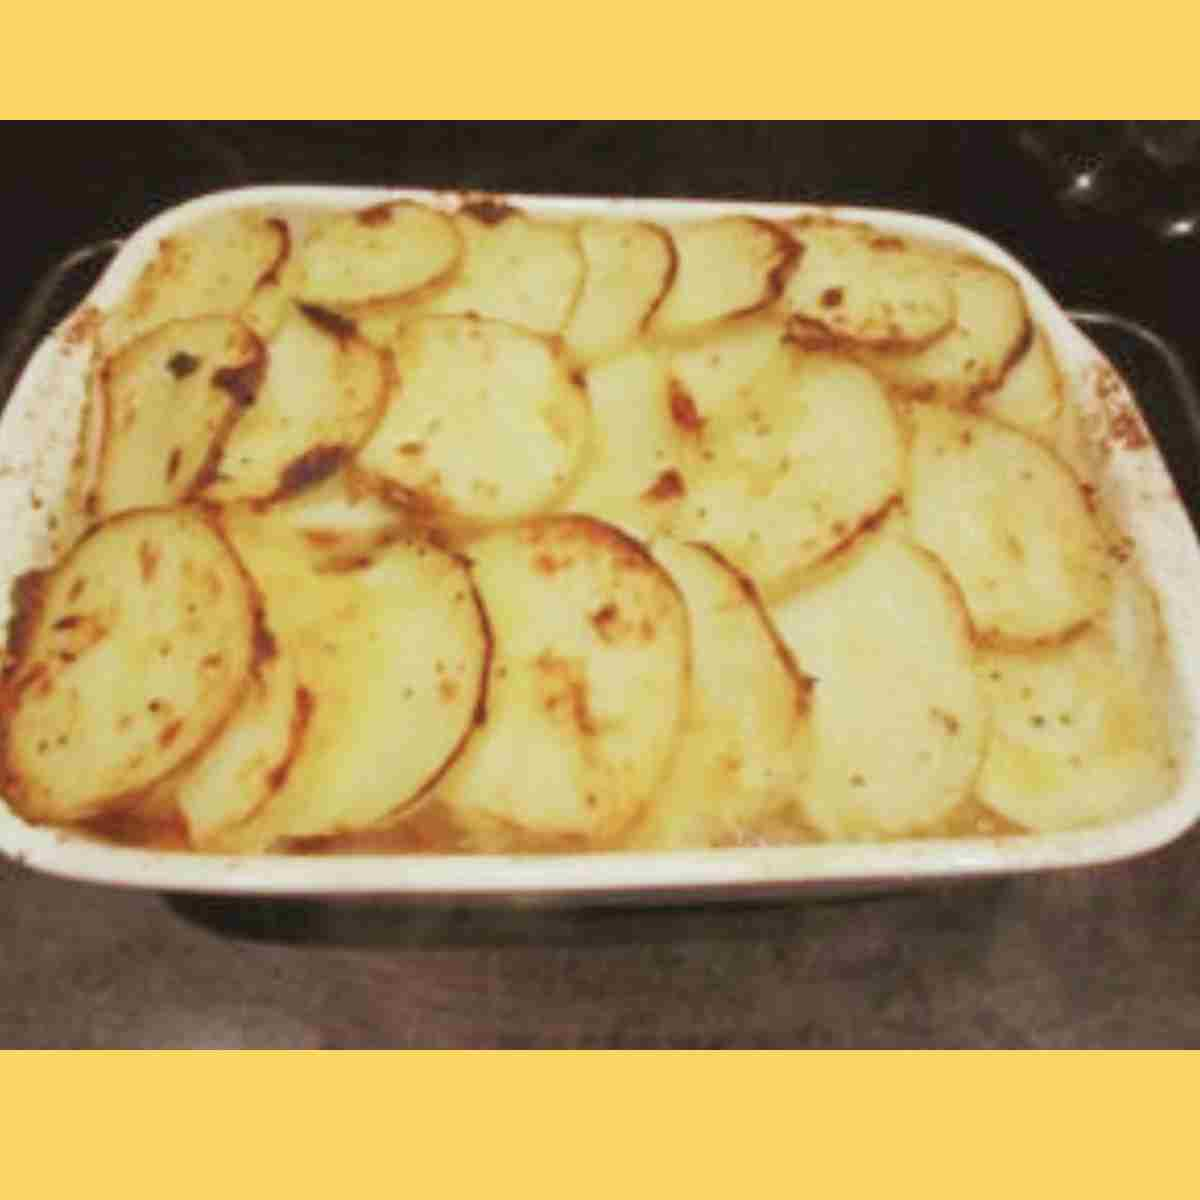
[1,184,1198,904]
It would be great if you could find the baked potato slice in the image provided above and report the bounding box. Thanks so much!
[782,220,956,348]
[96,316,263,518]
[355,316,590,525]
[979,328,1064,440]
[771,534,987,839]
[201,303,388,505]
[634,540,812,849]
[908,405,1111,645]
[651,216,797,337]
[211,510,490,849]
[565,220,676,360]
[1,508,259,823]
[439,515,690,847]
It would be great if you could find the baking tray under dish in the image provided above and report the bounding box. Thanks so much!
[2,184,1200,905]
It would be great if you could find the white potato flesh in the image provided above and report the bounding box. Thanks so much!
[635,540,812,849]
[561,346,691,539]
[652,217,797,337]
[423,206,584,334]
[439,516,690,846]
[661,342,905,596]
[355,316,590,525]
[908,405,1111,645]
[860,256,1029,402]
[211,511,489,849]
[782,221,956,347]
[100,211,288,353]
[980,328,1064,439]
[771,535,987,838]
[977,566,1174,831]
[149,649,306,846]
[2,508,258,823]
[296,201,462,308]
[96,316,262,517]
[565,220,676,360]
[201,304,388,504]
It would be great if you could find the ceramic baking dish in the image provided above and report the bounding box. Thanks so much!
[2,184,1199,904]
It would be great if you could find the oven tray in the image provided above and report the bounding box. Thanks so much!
[2,185,1199,904]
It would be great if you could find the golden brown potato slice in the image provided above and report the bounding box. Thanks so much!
[859,256,1029,402]
[1,508,259,824]
[771,534,987,839]
[296,200,462,308]
[634,540,812,849]
[565,220,676,360]
[979,328,1064,440]
[782,221,956,348]
[651,216,797,337]
[977,566,1174,831]
[210,510,489,849]
[355,316,590,525]
[145,649,307,847]
[908,405,1111,645]
[95,316,263,519]
[662,340,905,597]
[439,516,690,847]
[201,303,388,505]
[100,211,289,352]
[421,204,584,334]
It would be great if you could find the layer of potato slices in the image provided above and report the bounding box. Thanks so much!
[977,564,1175,831]
[663,336,905,596]
[1,508,259,823]
[908,405,1111,646]
[201,303,388,505]
[651,216,797,337]
[782,221,956,348]
[859,255,1030,402]
[439,516,690,848]
[296,200,462,308]
[771,534,987,839]
[979,328,1064,441]
[146,648,306,847]
[210,510,489,849]
[565,219,676,360]
[355,316,591,525]
[100,211,288,353]
[415,204,584,335]
[96,316,263,518]
[633,540,812,849]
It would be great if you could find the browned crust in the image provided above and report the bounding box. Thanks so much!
[296,302,357,343]
[814,494,903,571]
[458,198,521,227]
[255,217,292,289]
[967,313,1035,406]
[636,221,679,333]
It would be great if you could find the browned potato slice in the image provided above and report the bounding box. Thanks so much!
[439,516,690,847]
[782,221,956,348]
[296,201,462,308]
[977,566,1174,831]
[95,316,263,518]
[908,405,1111,645]
[422,205,584,334]
[859,256,1029,402]
[634,541,812,849]
[210,510,490,849]
[979,328,1064,440]
[355,316,590,525]
[771,535,986,838]
[201,304,388,505]
[565,220,676,360]
[146,649,306,847]
[651,217,797,337]
[100,211,289,352]
[663,340,905,596]
[1,509,259,823]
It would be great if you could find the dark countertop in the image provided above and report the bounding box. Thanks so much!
[3,122,1200,1048]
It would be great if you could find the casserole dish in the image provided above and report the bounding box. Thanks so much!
[1,184,1198,904]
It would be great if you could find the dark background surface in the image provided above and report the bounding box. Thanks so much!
[2,121,1200,1047]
